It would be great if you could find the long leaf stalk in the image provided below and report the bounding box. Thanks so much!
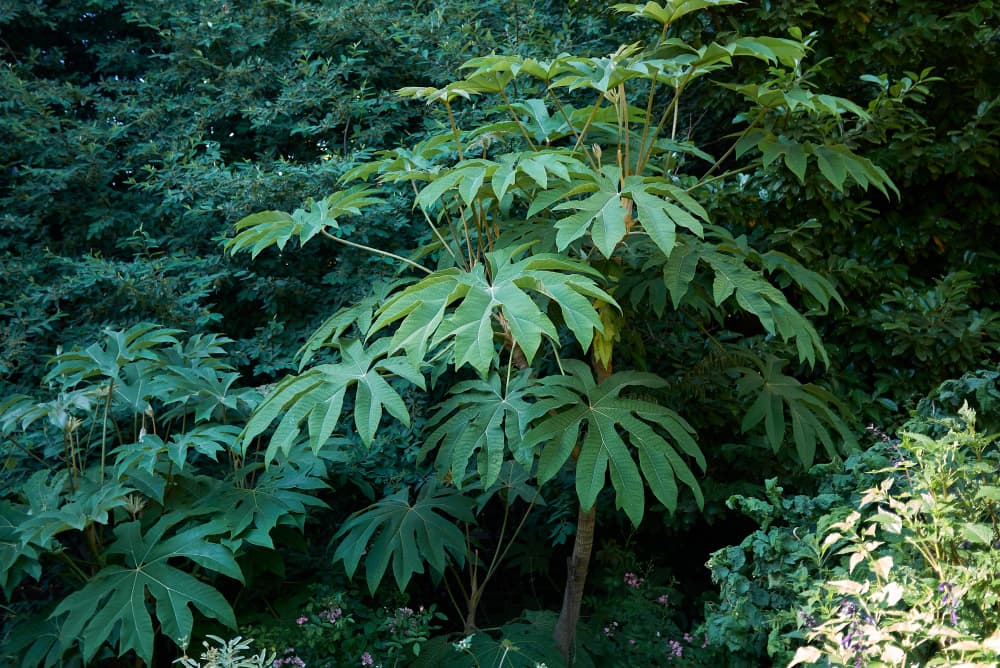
[547,90,600,172]
[53,549,91,583]
[454,199,477,266]
[497,85,538,150]
[409,179,460,264]
[443,99,465,161]
[320,229,431,275]
[100,378,115,485]
[635,70,694,172]
[571,92,608,157]
[637,76,662,170]
[698,107,769,183]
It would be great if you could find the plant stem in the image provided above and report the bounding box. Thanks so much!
[698,108,768,183]
[320,230,431,274]
[554,503,597,665]
[100,379,114,485]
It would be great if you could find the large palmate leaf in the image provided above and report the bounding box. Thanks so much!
[551,166,708,259]
[736,355,858,467]
[206,460,329,548]
[0,501,43,598]
[371,245,616,376]
[295,284,398,370]
[422,370,537,489]
[1,612,65,668]
[660,232,831,367]
[332,481,474,594]
[522,361,704,525]
[241,338,424,460]
[17,471,134,549]
[226,186,382,259]
[44,323,181,386]
[51,516,242,665]
[737,129,899,197]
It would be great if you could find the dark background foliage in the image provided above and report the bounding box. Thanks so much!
[1,0,998,666]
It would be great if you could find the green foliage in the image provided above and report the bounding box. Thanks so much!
[414,610,581,668]
[244,583,445,668]
[913,365,1000,436]
[369,248,615,376]
[225,4,901,657]
[242,338,425,459]
[736,355,857,467]
[703,0,1000,423]
[9,0,996,664]
[582,562,720,666]
[332,481,474,594]
[704,401,1000,667]
[790,405,1000,665]
[53,518,242,665]
[423,371,538,489]
[0,325,328,665]
[175,636,275,668]
[524,361,705,524]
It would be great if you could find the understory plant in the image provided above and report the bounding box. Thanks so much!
[703,399,1000,667]
[226,0,899,663]
[788,404,1000,666]
[243,583,445,667]
[0,325,328,666]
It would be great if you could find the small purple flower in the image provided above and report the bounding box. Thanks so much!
[272,653,306,668]
[295,616,307,625]
[319,606,342,623]
[623,572,644,588]
[656,594,670,606]
[360,651,374,666]
[668,639,683,657]
[939,581,959,625]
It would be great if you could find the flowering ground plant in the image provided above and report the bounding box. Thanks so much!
[245,584,444,667]
[789,404,1000,666]
[582,561,726,667]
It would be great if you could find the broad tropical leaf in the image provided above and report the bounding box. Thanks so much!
[371,245,616,376]
[44,324,180,386]
[737,355,858,466]
[422,370,537,489]
[0,501,43,598]
[226,186,382,259]
[332,481,474,594]
[241,338,424,460]
[51,516,242,665]
[699,239,830,367]
[18,472,134,549]
[206,460,329,548]
[522,361,704,525]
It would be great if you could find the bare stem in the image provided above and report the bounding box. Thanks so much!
[320,230,431,274]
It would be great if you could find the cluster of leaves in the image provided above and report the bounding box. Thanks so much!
[702,467,877,664]
[703,395,1000,666]
[0,0,615,396]
[790,404,1000,666]
[0,325,329,666]
[699,0,1000,416]
[4,0,998,666]
[175,636,274,668]
[224,0,904,662]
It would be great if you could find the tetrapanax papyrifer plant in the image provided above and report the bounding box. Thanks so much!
[227,0,896,661]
